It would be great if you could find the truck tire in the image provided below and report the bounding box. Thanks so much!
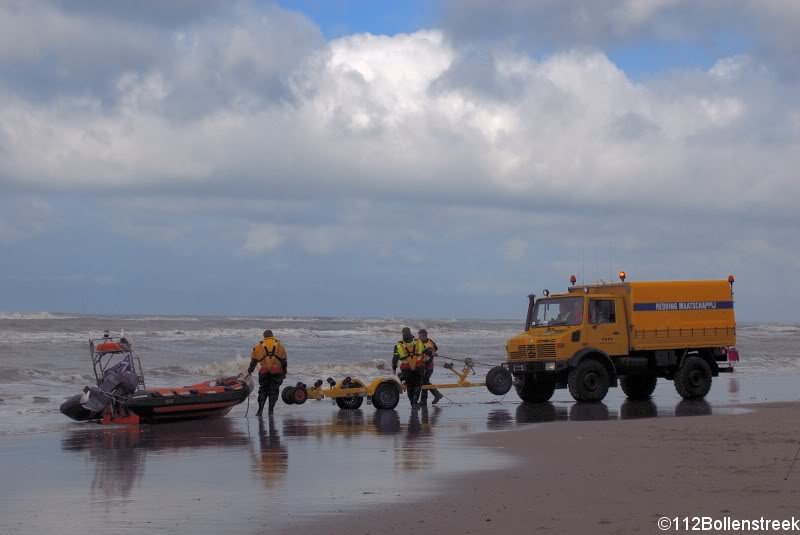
[335,395,364,410]
[515,374,556,403]
[568,360,609,402]
[620,374,657,400]
[486,366,513,395]
[372,381,400,410]
[674,356,712,399]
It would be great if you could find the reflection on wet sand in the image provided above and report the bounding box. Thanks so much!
[40,397,753,535]
[510,399,716,427]
[61,419,251,502]
[281,406,443,471]
[400,406,442,471]
[250,417,288,488]
[58,398,726,510]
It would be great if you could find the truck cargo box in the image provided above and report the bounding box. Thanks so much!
[626,280,735,351]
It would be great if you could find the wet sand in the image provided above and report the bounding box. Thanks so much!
[1,374,799,534]
[291,402,800,535]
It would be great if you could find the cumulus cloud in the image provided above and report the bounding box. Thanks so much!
[0,1,798,317]
[2,19,798,216]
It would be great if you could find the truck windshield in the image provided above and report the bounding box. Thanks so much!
[532,297,584,327]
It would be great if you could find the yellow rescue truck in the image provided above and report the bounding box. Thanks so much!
[503,274,738,403]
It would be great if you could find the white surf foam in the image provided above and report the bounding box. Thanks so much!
[0,312,78,320]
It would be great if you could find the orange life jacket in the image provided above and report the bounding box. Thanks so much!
[255,338,286,375]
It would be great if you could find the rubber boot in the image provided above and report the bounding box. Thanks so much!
[268,395,278,415]
[432,390,443,405]
[255,398,266,417]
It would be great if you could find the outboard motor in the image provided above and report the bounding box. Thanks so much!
[80,354,139,413]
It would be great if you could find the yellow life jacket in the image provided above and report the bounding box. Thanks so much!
[396,339,424,370]
[255,337,286,375]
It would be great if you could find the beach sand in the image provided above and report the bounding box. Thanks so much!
[2,392,799,534]
[283,401,800,535]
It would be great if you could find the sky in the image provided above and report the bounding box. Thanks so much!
[1,0,799,321]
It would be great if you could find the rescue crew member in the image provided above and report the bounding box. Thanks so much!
[418,329,443,405]
[247,330,287,416]
[553,300,583,325]
[392,327,425,408]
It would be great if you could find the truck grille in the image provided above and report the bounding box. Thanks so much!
[509,343,557,360]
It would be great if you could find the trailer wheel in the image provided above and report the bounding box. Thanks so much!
[515,374,556,403]
[568,360,609,402]
[620,374,657,400]
[281,386,296,405]
[292,387,308,405]
[485,366,513,395]
[674,356,712,399]
[372,382,400,410]
[335,395,364,410]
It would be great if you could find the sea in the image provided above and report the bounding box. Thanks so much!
[0,313,798,436]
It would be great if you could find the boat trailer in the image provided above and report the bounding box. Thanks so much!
[280,358,513,411]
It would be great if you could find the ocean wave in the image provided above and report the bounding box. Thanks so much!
[115,316,201,322]
[144,357,392,381]
[0,366,95,385]
[0,312,78,320]
[0,321,519,345]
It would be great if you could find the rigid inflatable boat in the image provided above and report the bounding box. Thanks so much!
[60,332,253,425]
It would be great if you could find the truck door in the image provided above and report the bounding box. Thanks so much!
[587,297,628,356]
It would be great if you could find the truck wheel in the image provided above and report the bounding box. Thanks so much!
[568,360,609,402]
[620,374,657,400]
[335,395,364,410]
[515,374,556,403]
[281,386,296,405]
[674,356,712,399]
[486,366,513,395]
[372,382,400,410]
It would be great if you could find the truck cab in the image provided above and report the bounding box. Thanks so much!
[504,277,737,403]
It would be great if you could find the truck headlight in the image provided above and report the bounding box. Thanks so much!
[545,362,556,371]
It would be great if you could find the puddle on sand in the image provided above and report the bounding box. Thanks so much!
[0,374,772,535]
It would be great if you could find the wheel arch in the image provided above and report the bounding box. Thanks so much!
[569,348,618,387]
[366,376,402,396]
[678,349,719,377]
